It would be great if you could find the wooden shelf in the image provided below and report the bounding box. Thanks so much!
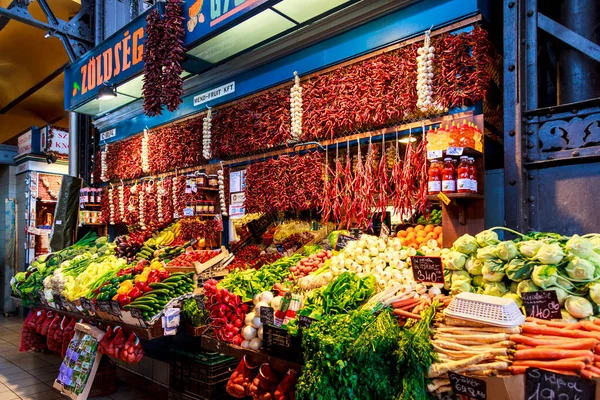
[197,214,217,217]
[428,193,484,201]
[201,335,302,372]
[427,147,483,159]
[81,203,102,208]
[199,187,219,191]
[81,223,105,226]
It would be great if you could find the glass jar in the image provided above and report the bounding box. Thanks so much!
[456,156,470,193]
[208,174,218,187]
[427,160,442,195]
[208,202,215,213]
[441,158,456,193]
[468,157,478,194]
[196,173,207,187]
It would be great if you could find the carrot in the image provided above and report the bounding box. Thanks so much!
[512,360,585,371]
[391,298,421,308]
[595,362,600,368]
[581,321,600,332]
[581,369,600,379]
[521,323,600,339]
[594,319,600,326]
[514,349,594,360]
[561,356,593,364]
[585,365,600,375]
[509,366,528,375]
[542,369,578,376]
[595,345,600,354]
[535,339,597,351]
[393,309,422,320]
[594,354,600,362]
[517,345,534,350]
[510,335,595,348]
[563,322,583,330]
[526,317,570,328]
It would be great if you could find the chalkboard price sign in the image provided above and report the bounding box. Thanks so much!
[109,300,122,317]
[410,256,445,284]
[522,290,562,320]
[195,296,205,310]
[260,306,274,325]
[448,372,486,400]
[97,300,111,313]
[53,294,65,310]
[130,307,143,320]
[526,367,595,400]
[298,315,316,329]
[335,234,357,251]
[275,245,286,255]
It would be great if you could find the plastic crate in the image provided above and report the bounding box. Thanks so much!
[171,348,236,366]
[262,324,302,363]
[444,292,526,327]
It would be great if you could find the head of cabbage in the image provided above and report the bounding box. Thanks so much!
[481,282,508,297]
[566,235,595,259]
[443,250,467,271]
[496,241,518,262]
[534,242,565,265]
[482,261,506,282]
[531,265,558,289]
[477,246,500,261]
[518,240,544,258]
[589,282,600,305]
[505,258,534,282]
[502,292,523,307]
[465,257,483,276]
[565,257,597,281]
[472,275,485,287]
[451,270,472,283]
[453,234,479,255]
[450,279,473,295]
[517,279,541,297]
[475,229,500,248]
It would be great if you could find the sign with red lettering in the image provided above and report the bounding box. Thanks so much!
[42,126,69,155]
[17,130,33,156]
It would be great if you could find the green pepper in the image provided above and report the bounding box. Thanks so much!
[110,278,120,284]
[108,288,118,298]
[100,285,112,293]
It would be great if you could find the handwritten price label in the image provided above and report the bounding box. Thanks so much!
[427,150,443,159]
[448,372,486,400]
[446,147,464,156]
[526,367,595,400]
[410,256,445,284]
[522,291,562,320]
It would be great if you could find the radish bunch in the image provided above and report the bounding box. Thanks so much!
[204,279,248,345]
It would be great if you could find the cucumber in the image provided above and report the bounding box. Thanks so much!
[148,282,171,290]
[150,289,171,296]
[127,304,153,311]
[162,276,183,283]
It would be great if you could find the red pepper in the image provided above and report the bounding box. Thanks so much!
[117,294,130,306]
[135,281,147,291]
[147,276,160,284]
[158,270,169,281]
[143,285,153,293]
[148,270,158,280]
[128,288,142,300]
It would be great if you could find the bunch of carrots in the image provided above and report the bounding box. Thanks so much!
[508,317,600,379]
[426,316,514,394]
[391,294,452,324]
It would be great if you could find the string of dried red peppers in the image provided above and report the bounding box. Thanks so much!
[142,0,185,116]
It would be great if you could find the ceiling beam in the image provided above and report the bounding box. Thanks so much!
[0,62,69,115]
[0,1,15,31]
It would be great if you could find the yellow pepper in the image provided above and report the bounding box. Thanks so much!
[117,279,133,294]
[112,294,119,301]
[150,261,162,270]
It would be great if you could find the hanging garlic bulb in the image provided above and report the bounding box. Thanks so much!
[172,176,179,219]
[202,109,212,159]
[290,71,303,140]
[157,180,165,223]
[141,128,150,173]
[128,183,137,216]
[108,186,115,225]
[100,145,109,182]
[416,31,435,112]
[139,185,145,228]
[217,168,228,217]
[118,185,125,221]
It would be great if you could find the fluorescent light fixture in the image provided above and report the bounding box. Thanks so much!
[97,83,117,101]
[273,0,350,23]
[399,137,418,143]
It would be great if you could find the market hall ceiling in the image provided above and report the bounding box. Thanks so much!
[0,0,82,145]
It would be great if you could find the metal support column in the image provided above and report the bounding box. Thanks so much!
[69,112,79,178]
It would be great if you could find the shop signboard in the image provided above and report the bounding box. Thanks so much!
[183,0,271,46]
[64,5,158,110]
[41,126,69,155]
[17,130,33,156]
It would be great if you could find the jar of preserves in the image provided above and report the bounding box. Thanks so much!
[441,158,456,193]
[427,160,442,195]
[456,156,470,193]
[468,157,478,194]
[196,173,207,187]
[208,174,218,187]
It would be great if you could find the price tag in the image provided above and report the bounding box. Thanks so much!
[195,296,205,310]
[183,207,194,217]
[427,150,443,159]
[109,300,122,317]
[522,290,562,320]
[298,315,316,329]
[275,244,286,255]
[526,367,595,400]
[379,222,390,239]
[37,290,47,306]
[448,372,486,400]
[410,256,445,284]
[260,306,274,325]
[335,234,357,251]
[436,192,451,205]
[130,307,144,320]
[350,228,362,238]
[446,147,464,156]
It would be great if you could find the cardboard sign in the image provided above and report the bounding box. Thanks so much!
[335,234,357,251]
[525,367,595,400]
[260,306,274,325]
[410,256,445,284]
[522,290,562,320]
[448,372,486,400]
[298,315,316,329]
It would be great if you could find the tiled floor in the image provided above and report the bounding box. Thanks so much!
[0,316,168,400]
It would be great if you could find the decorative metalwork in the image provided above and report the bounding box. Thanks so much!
[538,113,600,152]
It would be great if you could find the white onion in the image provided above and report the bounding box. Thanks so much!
[249,338,262,350]
[242,326,257,340]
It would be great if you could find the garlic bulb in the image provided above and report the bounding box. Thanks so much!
[118,185,125,222]
[100,145,109,182]
[157,180,166,223]
[139,185,145,228]
[202,108,212,159]
[217,168,228,216]
[290,71,303,140]
[416,32,435,112]
[141,128,150,173]
[172,177,179,219]
[108,187,115,225]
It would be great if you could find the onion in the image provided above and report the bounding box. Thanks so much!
[244,312,255,325]
[248,338,262,350]
[257,326,263,340]
[242,325,257,340]
[254,301,269,315]
[241,340,250,348]
[251,317,262,329]
[260,291,274,305]
[252,293,261,305]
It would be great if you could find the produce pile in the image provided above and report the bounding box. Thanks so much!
[227,245,281,271]
[441,227,600,321]
[397,224,443,252]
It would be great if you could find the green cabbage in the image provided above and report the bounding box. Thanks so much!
[451,270,472,283]
[565,296,594,319]
[472,275,484,287]
[475,229,500,248]
[589,282,600,305]
[453,234,478,255]
[518,240,543,258]
[534,243,565,265]
[517,279,540,297]
[477,246,499,261]
[566,235,594,259]
[450,280,473,295]
[565,257,597,281]
[443,250,467,271]
[531,265,558,289]
[482,282,508,297]
[505,258,533,282]
[465,257,483,275]
[482,262,505,282]
[503,292,523,307]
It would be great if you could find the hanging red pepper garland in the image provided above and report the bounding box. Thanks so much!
[142,0,185,116]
